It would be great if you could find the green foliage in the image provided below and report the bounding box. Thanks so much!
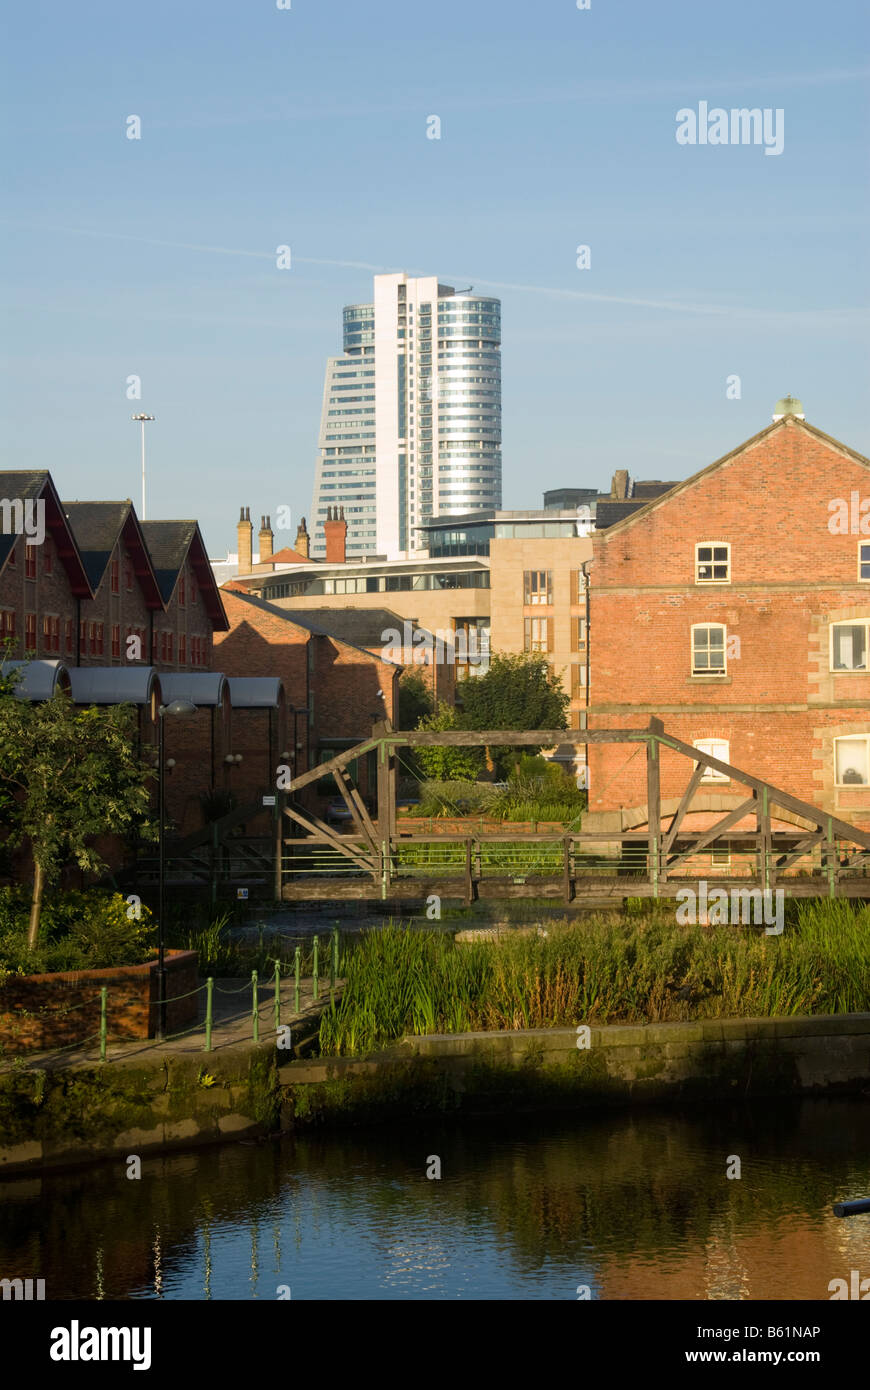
[413,702,484,781]
[319,902,870,1055]
[491,755,586,823]
[414,780,498,817]
[0,680,157,944]
[398,670,434,729]
[0,888,156,974]
[456,653,569,776]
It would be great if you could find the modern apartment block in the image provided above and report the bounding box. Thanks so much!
[310,273,502,561]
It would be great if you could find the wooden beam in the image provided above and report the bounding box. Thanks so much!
[334,767,379,858]
[666,798,758,868]
[646,735,661,893]
[658,730,870,850]
[282,804,376,873]
[286,738,379,795]
[663,763,706,855]
[774,833,824,872]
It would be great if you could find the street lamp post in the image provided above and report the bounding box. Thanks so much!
[157,699,197,1039]
[132,413,155,519]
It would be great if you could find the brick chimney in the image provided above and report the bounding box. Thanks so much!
[237,506,253,575]
[323,505,347,564]
[294,516,310,560]
[258,514,274,566]
[610,470,630,500]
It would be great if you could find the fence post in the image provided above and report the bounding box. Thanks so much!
[99,986,108,1063]
[331,927,339,990]
[294,946,301,1013]
[252,970,259,1043]
[313,935,319,1001]
[274,960,281,1031]
[205,977,214,1052]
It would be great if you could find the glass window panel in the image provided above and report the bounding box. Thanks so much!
[836,738,869,785]
[832,625,867,670]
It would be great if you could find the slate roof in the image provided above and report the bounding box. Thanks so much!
[62,501,133,590]
[221,589,401,664]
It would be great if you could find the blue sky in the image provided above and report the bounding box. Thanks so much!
[1,0,868,556]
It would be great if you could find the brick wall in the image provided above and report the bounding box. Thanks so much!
[587,419,870,828]
[0,950,198,1053]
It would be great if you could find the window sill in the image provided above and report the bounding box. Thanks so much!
[688,675,732,683]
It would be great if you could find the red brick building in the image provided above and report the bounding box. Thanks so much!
[585,404,870,834]
[1,474,227,671]
[214,587,401,812]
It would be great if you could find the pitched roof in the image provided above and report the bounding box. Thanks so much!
[63,500,164,607]
[274,606,419,648]
[219,588,400,665]
[140,520,229,631]
[596,416,870,542]
[0,471,91,594]
[268,546,315,565]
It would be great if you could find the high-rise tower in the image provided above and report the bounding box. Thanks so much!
[311,273,501,560]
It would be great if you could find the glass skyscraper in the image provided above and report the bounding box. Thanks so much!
[310,273,501,560]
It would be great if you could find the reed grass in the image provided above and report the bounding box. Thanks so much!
[318,901,870,1056]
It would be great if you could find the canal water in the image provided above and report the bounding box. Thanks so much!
[1,1097,869,1300]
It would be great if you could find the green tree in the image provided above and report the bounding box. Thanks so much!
[0,685,156,949]
[398,669,434,729]
[414,701,484,781]
[456,652,569,776]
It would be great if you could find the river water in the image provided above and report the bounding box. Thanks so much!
[1,1098,868,1300]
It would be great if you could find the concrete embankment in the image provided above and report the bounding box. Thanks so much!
[2,1012,869,1174]
[280,1013,870,1128]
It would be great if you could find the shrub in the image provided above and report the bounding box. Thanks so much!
[0,889,155,974]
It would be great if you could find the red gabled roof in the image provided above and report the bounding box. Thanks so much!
[267,546,314,565]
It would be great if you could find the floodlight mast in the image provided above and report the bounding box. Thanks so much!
[131,414,155,518]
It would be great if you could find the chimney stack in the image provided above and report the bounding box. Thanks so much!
[295,516,310,560]
[324,505,347,564]
[237,505,253,575]
[258,513,274,566]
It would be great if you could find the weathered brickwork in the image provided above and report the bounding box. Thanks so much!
[587,417,870,828]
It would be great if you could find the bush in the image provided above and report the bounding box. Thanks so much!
[0,888,155,974]
[415,781,498,817]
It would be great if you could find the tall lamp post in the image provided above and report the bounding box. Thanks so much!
[132,413,155,519]
[157,698,197,1039]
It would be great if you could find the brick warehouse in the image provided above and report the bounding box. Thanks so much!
[584,401,870,836]
[213,587,401,815]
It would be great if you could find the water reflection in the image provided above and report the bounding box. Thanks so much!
[0,1099,868,1300]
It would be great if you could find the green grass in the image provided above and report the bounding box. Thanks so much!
[318,902,870,1056]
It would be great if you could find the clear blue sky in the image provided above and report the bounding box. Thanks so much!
[1,0,868,556]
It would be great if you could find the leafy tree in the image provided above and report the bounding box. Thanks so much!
[398,669,434,729]
[0,684,156,949]
[456,652,569,775]
[414,701,484,781]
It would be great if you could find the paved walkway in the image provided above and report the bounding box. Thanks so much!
[1,976,343,1073]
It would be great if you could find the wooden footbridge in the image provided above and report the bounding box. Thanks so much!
[275,718,870,906]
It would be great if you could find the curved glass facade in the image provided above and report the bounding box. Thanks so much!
[312,277,502,559]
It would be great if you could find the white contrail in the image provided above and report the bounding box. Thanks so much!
[0,220,865,322]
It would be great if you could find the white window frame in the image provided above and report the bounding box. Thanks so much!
[691,623,727,676]
[711,849,732,867]
[830,620,870,672]
[695,541,731,584]
[834,735,870,787]
[693,738,730,783]
[859,543,870,582]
